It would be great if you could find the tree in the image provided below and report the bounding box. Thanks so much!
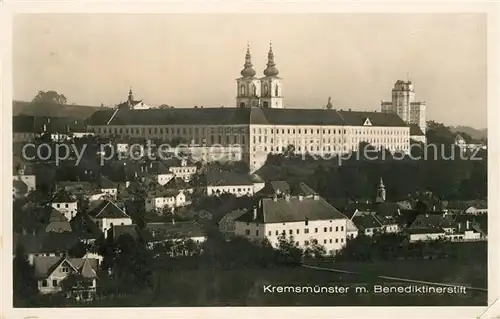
[13,245,38,303]
[32,90,67,105]
[276,234,303,266]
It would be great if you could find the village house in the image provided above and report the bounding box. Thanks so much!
[33,256,99,301]
[86,199,133,237]
[100,176,118,199]
[218,209,247,238]
[144,189,187,212]
[51,191,78,221]
[14,232,80,265]
[70,212,104,244]
[163,158,197,182]
[205,171,264,197]
[234,194,354,255]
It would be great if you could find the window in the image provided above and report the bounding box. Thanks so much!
[276,230,279,236]
[315,228,318,233]
[341,226,344,231]
[335,239,339,243]
[305,219,309,226]
[341,238,344,243]
[245,229,250,235]
[268,231,271,236]
[335,226,339,231]
[296,229,300,234]
[324,239,327,244]
[289,230,293,235]
[305,240,309,245]
[329,239,332,243]
[329,227,332,232]
[324,227,327,232]
[52,280,58,287]
[304,228,309,234]
[42,280,48,287]
[256,230,259,236]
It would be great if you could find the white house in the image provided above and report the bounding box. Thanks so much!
[205,171,258,197]
[234,194,353,255]
[51,191,78,221]
[164,159,197,182]
[145,189,187,212]
[87,200,132,237]
[33,256,98,300]
[100,177,118,199]
[407,228,446,243]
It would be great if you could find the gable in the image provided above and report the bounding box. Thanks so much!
[363,117,372,126]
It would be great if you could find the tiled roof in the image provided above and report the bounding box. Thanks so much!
[164,177,191,190]
[410,214,456,229]
[57,181,94,192]
[87,200,129,219]
[259,180,291,196]
[87,107,410,127]
[100,176,118,189]
[32,256,98,279]
[51,191,76,203]
[337,110,407,127]
[352,214,383,230]
[293,182,317,197]
[13,232,79,254]
[12,115,88,134]
[142,221,206,242]
[147,188,181,198]
[236,196,348,224]
[409,124,425,136]
[206,171,254,186]
[70,212,103,239]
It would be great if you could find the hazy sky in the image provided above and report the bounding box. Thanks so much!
[13,13,487,128]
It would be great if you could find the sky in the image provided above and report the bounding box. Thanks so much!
[13,13,487,128]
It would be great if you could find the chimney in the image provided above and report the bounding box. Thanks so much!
[253,207,257,220]
[313,194,320,200]
[298,195,303,201]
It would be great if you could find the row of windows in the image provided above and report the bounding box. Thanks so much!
[54,203,73,208]
[95,126,247,135]
[244,226,346,237]
[252,127,408,136]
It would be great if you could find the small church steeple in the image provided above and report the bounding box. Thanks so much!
[376,177,386,203]
[128,88,134,107]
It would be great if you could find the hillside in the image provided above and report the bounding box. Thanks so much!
[12,100,107,119]
[449,126,487,141]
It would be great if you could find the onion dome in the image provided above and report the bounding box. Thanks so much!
[263,42,279,77]
[326,97,333,110]
[240,44,256,78]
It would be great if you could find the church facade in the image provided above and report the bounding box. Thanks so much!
[87,44,426,172]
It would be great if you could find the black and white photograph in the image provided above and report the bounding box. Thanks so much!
[4,4,497,318]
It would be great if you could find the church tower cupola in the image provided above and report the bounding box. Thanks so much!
[240,44,256,78]
[263,42,279,77]
[128,88,134,105]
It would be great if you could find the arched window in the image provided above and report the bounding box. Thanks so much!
[240,85,246,96]
[275,84,279,97]
[264,84,269,96]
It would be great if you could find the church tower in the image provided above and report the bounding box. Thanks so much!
[376,177,386,203]
[236,44,261,108]
[260,43,284,109]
